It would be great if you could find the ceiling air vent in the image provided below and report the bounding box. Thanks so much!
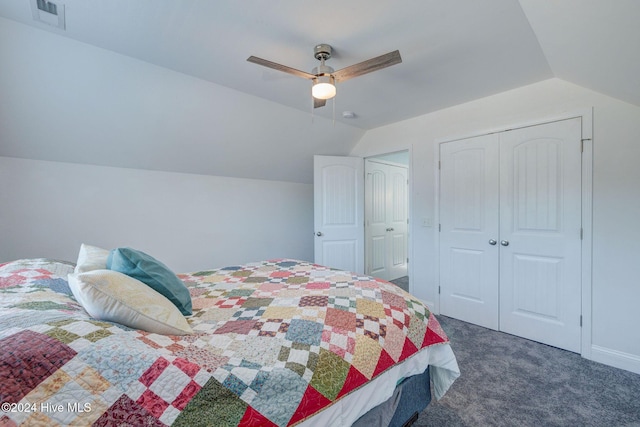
[30,0,65,30]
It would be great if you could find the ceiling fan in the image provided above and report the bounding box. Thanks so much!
[247,44,402,108]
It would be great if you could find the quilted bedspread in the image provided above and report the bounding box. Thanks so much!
[0,258,458,427]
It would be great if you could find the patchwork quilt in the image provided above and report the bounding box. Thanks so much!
[0,258,458,426]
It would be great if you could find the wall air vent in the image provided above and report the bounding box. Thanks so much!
[30,0,65,30]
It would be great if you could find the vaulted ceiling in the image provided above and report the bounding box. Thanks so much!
[0,1,638,183]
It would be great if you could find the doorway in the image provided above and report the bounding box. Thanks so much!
[365,151,410,291]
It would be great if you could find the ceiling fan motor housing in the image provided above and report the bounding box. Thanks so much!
[314,44,332,61]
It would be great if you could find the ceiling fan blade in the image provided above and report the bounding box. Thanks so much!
[333,50,402,83]
[313,97,326,109]
[247,56,316,80]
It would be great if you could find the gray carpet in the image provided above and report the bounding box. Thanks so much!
[416,315,640,427]
[390,276,409,292]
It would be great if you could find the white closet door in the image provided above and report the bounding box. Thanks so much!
[439,134,500,330]
[499,118,582,352]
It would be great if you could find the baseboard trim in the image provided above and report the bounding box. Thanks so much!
[590,345,640,374]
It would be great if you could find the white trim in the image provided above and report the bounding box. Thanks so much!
[434,108,594,359]
[591,345,640,375]
[362,148,412,160]
[580,108,594,359]
[433,141,442,314]
[407,146,414,295]
[366,158,408,169]
[434,109,593,145]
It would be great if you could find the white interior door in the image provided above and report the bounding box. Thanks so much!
[365,161,408,281]
[365,160,389,279]
[439,134,500,329]
[499,118,582,352]
[387,164,408,280]
[314,155,364,274]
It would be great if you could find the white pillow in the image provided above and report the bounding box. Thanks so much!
[75,243,110,274]
[68,270,193,336]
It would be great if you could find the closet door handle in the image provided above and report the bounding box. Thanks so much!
[500,240,509,246]
[386,228,395,232]
[489,239,497,245]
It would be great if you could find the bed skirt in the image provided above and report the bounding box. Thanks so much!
[353,366,431,427]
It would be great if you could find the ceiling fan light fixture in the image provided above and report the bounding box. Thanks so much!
[312,75,336,100]
[248,44,401,109]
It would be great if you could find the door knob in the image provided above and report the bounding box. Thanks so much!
[489,239,497,245]
[316,231,323,237]
[386,227,395,232]
[500,240,509,246]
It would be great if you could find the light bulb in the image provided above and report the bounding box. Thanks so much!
[312,75,336,100]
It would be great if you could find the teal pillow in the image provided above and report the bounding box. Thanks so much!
[106,248,192,315]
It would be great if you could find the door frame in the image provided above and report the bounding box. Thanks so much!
[434,108,593,358]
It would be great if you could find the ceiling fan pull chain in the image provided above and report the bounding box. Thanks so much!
[332,95,335,127]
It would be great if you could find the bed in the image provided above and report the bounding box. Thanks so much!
[0,251,459,427]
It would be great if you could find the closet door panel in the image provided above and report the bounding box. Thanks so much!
[439,134,500,330]
[499,118,582,352]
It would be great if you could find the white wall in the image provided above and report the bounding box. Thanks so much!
[0,157,313,272]
[350,78,640,373]
[0,17,363,185]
